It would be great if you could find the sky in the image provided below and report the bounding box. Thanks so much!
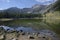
[0,0,56,10]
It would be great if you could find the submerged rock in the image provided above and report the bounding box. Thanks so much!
[40,30,56,37]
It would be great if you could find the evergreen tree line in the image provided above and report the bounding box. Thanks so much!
[0,11,42,18]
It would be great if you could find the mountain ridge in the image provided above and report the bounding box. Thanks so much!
[0,4,47,14]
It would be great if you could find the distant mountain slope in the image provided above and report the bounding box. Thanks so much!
[43,0,60,14]
[32,4,47,14]
[0,4,47,14]
[5,7,22,14]
[50,0,60,11]
[0,0,59,14]
[0,4,46,18]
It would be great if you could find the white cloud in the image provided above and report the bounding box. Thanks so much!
[0,0,10,3]
[0,8,3,10]
[35,0,56,5]
[36,0,48,2]
[35,0,55,2]
[7,0,10,2]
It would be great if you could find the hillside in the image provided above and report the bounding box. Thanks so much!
[50,0,60,11]
[43,0,60,35]
[0,4,47,18]
[43,0,60,13]
[44,0,60,20]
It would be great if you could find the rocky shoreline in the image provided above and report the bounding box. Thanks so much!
[0,26,60,40]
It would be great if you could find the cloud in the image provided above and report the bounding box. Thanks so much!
[0,8,3,10]
[35,0,56,5]
[0,0,10,3]
[35,0,55,2]
[6,0,10,2]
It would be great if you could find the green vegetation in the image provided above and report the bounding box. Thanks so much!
[43,11,60,36]
[43,11,60,24]
[42,0,60,36]
[0,0,60,37]
[0,11,42,18]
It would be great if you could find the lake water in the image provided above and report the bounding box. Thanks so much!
[0,19,60,35]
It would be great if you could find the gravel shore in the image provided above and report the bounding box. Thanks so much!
[0,26,60,40]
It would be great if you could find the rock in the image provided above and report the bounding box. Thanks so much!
[12,38,17,40]
[38,33,45,38]
[20,30,23,32]
[5,33,17,40]
[0,35,5,40]
[28,35,35,39]
[40,30,56,37]
[26,32,30,35]
[21,32,25,35]
[0,26,59,40]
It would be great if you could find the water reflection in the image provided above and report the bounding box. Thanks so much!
[0,25,56,37]
[0,26,36,32]
[0,19,60,35]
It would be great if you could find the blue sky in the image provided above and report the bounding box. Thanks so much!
[0,0,56,10]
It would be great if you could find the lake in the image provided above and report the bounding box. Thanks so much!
[0,19,60,36]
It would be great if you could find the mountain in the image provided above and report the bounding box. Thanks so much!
[25,4,47,14]
[0,0,59,14]
[42,0,60,14]
[32,4,47,14]
[5,7,22,14]
[50,0,60,11]
[32,4,46,10]
[21,4,47,14]
[21,8,33,13]
[0,4,46,14]
[0,1,59,18]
